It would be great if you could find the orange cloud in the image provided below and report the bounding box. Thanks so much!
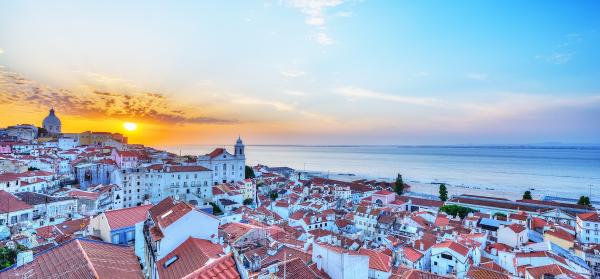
[0,69,237,125]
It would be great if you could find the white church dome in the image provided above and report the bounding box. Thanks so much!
[42,108,62,134]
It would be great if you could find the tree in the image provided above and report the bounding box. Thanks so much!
[578,196,592,206]
[522,191,532,200]
[269,191,279,201]
[0,247,17,269]
[440,205,476,219]
[394,174,404,195]
[0,245,26,269]
[439,183,448,202]
[27,167,40,171]
[209,202,223,215]
[243,198,254,205]
[245,166,255,179]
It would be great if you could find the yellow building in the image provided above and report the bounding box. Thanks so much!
[544,229,575,250]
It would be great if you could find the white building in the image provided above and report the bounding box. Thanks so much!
[0,190,34,227]
[430,241,470,278]
[197,137,245,185]
[42,108,61,135]
[143,197,220,279]
[58,137,78,150]
[497,223,528,248]
[311,242,369,279]
[111,164,213,207]
[577,212,600,244]
[14,192,77,222]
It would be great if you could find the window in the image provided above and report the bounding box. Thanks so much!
[441,254,453,260]
[112,234,120,244]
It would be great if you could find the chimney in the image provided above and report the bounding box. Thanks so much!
[316,255,323,270]
[16,251,33,267]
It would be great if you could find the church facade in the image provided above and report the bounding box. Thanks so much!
[197,137,246,184]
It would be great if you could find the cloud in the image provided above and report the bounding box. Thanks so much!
[315,32,333,45]
[465,73,488,81]
[413,72,430,78]
[536,33,582,64]
[536,53,573,64]
[230,94,334,122]
[0,69,236,125]
[283,89,307,96]
[281,69,306,78]
[287,0,344,26]
[234,96,295,112]
[336,86,439,106]
[285,0,353,45]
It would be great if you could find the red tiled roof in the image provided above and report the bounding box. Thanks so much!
[525,263,586,279]
[403,247,424,263]
[220,223,257,243]
[480,261,509,274]
[432,241,469,257]
[373,190,395,196]
[506,223,526,233]
[578,212,600,222]
[207,148,225,159]
[0,238,143,279]
[392,266,449,279]
[150,197,176,218]
[467,266,510,279]
[157,237,232,279]
[182,253,240,279]
[359,248,392,272]
[0,190,33,213]
[273,258,322,279]
[517,199,594,210]
[67,189,100,200]
[156,202,193,228]
[104,205,152,230]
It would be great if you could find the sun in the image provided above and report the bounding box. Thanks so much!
[123,122,137,131]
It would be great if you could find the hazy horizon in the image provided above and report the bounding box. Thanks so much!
[1,1,599,145]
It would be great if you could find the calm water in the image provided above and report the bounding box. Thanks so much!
[159,145,600,199]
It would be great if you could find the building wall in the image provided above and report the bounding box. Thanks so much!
[157,210,219,260]
[311,243,369,279]
[88,212,113,242]
[544,233,574,250]
[577,218,600,244]
[430,249,469,278]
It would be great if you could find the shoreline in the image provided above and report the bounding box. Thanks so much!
[311,171,544,201]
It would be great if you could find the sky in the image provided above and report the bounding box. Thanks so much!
[1,0,599,146]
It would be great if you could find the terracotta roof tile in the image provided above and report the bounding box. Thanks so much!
[157,237,231,279]
[104,204,152,230]
[359,248,392,272]
[0,190,33,213]
[432,241,469,257]
[0,238,143,279]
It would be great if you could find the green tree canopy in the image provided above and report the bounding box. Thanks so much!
[245,165,255,179]
[243,198,254,205]
[439,183,448,202]
[209,202,223,215]
[394,173,404,195]
[578,196,592,206]
[440,205,476,219]
[522,191,532,200]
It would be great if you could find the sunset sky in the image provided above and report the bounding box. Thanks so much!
[1,1,599,146]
